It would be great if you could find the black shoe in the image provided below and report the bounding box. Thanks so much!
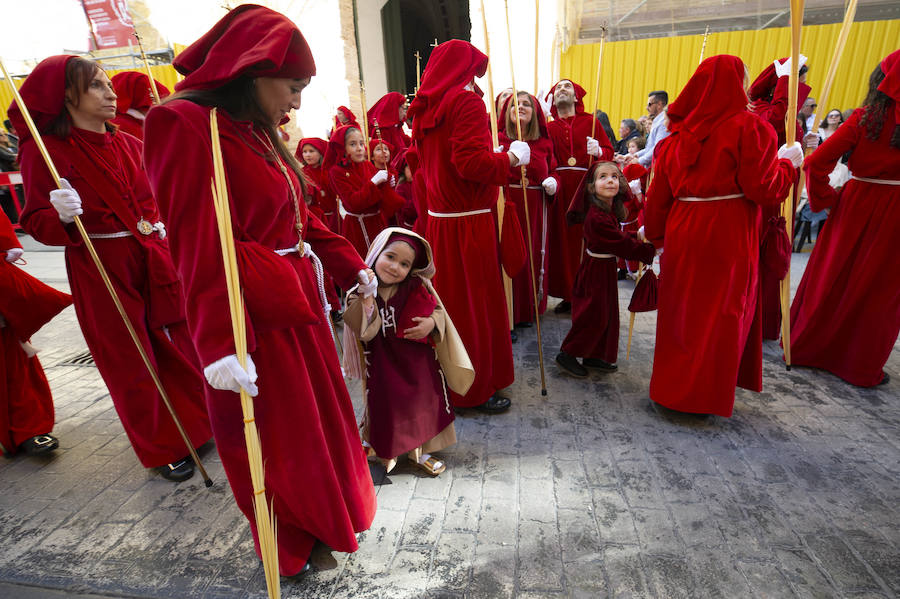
[617,268,627,280]
[510,330,518,344]
[514,321,533,328]
[475,395,511,413]
[19,434,59,456]
[553,300,571,314]
[156,455,195,482]
[284,561,311,578]
[331,310,343,324]
[555,352,588,378]
[879,372,890,386]
[583,358,618,372]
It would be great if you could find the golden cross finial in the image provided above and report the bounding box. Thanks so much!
[431,38,439,48]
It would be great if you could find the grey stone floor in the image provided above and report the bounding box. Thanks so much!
[1,237,897,599]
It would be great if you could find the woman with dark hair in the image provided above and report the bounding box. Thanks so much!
[142,5,376,575]
[817,108,844,142]
[11,55,211,482]
[643,55,800,418]
[789,50,900,387]
[499,90,559,326]
[594,110,618,149]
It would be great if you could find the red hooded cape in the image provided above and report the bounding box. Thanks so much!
[111,71,171,113]
[6,55,73,146]
[546,79,587,119]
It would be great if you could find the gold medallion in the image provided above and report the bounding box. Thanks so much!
[567,156,577,166]
[136,218,154,235]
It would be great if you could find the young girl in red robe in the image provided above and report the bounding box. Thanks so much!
[343,228,473,477]
[327,125,404,257]
[12,55,211,481]
[296,136,340,233]
[369,138,397,187]
[644,55,800,418]
[555,162,655,377]
[367,92,411,150]
[498,91,559,326]
[142,5,376,575]
[109,71,170,140]
[789,50,900,387]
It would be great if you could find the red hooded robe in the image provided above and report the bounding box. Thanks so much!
[789,49,900,387]
[367,91,411,150]
[644,55,797,417]
[142,5,375,574]
[408,40,514,408]
[110,71,171,140]
[296,136,340,233]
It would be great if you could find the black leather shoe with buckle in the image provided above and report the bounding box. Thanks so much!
[19,434,59,456]
[156,455,195,482]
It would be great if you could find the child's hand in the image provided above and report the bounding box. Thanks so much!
[403,316,435,340]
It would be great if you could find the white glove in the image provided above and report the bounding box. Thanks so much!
[541,177,558,196]
[773,54,808,78]
[153,222,166,240]
[494,145,505,153]
[4,248,23,262]
[637,226,646,242]
[586,136,600,157]
[204,354,258,396]
[803,132,820,150]
[628,179,643,196]
[778,142,804,168]
[357,269,378,298]
[49,178,82,224]
[537,91,552,118]
[508,140,531,166]
[370,170,389,186]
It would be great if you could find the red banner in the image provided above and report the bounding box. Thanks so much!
[82,0,135,50]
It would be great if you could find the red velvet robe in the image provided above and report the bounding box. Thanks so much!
[561,204,654,362]
[418,92,514,407]
[499,131,559,323]
[546,113,613,301]
[329,160,404,258]
[790,108,900,386]
[18,127,212,467]
[302,180,341,311]
[0,212,57,455]
[395,179,418,229]
[620,163,649,273]
[752,76,810,340]
[144,100,376,573]
[111,113,144,139]
[645,111,796,416]
[301,163,340,233]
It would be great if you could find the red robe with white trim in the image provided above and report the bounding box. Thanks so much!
[144,99,376,574]
[789,108,900,386]
[329,160,403,258]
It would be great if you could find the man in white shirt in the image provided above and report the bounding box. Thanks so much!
[632,90,669,168]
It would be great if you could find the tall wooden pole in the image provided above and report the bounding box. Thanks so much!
[134,30,161,105]
[589,28,607,142]
[698,25,710,64]
[504,0,548,397]
[533,0,540,94]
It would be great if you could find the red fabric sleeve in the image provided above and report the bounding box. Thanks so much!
[328,165,381,213]
[449,94,511,186]
[304,211,366,287]
[643,154,675,247]
[142,102,251,365]
[803,111,862,212]
[586,208,655,263]
[0,211,20,250]
[736,116,798,207]
[17,143,82,247]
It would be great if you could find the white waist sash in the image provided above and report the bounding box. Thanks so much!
[555,166,588,172]
[343,210,379,218]
[87,231,133,239]
[850,175,900,186]
[427,208,491,218]
[678,193,745,202]
[586,250,614,259]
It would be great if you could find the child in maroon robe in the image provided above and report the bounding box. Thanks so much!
[555,162,655,377]
[296,137,340,233]
[343,228,473,476]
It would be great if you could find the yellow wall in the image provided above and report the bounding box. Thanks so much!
[561,19,900,135]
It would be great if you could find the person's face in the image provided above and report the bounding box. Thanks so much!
[403,164,412,180]
[800,99,816,117]
[372,142,390,165]
[254,76,309,126]
[398,101,409,122]
[647,95,662,117]
[374,240,415,285]
[497,88,513,110]
[512,93,533,128]
[592,164,620,202]
[345,129,366,163]
[627,140,639,154]
[301,144,322,166]
[553,80,575,106]
[619,121,630,138]
[337,110,350,124]
[826,111,842,126]
[66,69,117,126]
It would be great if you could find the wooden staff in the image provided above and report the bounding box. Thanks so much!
[209,108,279,598]
[414,50,422,94]
[698,25,710,64]
[625,262,645,360]
[780,0,805,370]
[479,0,515,328]
[809,0,858,135]
[133,30,161,105]
[359,81,371,161]
[504,0,548,397]
[588,27,607,143]
[533,0,540,94]
[0,57,212,488]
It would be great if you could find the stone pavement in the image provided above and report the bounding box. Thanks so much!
[1,237,898,599]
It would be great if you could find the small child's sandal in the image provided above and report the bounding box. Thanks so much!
[412,455,445,477]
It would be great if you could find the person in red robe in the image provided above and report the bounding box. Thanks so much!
[544,79,613,313]
[11,55,211,481]
[110,71,171,140]
[142,5,376,575]
[556,162,654,377]
[0,211,69,457]
[408,40,531,413]
[618,162,648,278]
[392,148,418,229]
[326,125,404,257]
[296,136,340,233]
[498,91,559,326]
[789,50,900,387]
[643,55,801,418]
[749,56,814,340]
[367,92,411,150]
[406,143,429,236]
[332,105,360,135]
[369,137,397,186]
